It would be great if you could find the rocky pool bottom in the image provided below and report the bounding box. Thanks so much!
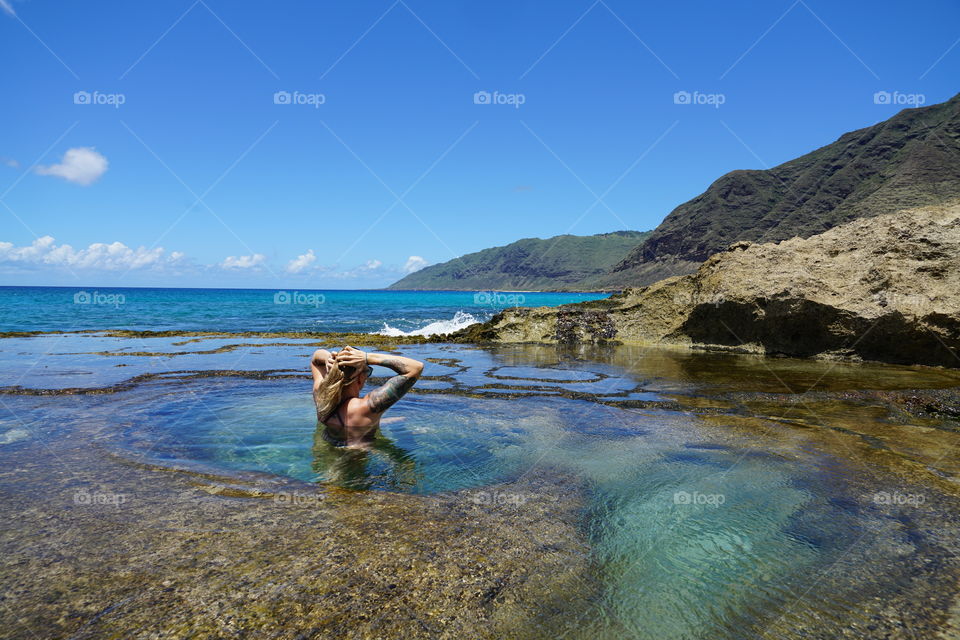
[1,334,960,639]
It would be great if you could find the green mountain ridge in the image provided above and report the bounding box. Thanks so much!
[387,231,650,291]
[598,92,960,287]
[388,92,960,292]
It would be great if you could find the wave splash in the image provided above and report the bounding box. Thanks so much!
[376,310,481,337]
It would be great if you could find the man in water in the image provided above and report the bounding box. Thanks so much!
[311,345,423,448]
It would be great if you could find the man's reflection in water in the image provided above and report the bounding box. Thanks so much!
[311,418,419,491]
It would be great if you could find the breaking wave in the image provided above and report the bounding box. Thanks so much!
[375,310,481,337]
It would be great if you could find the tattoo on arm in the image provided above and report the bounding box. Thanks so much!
[378,357,413,375]
[366,375,417,413]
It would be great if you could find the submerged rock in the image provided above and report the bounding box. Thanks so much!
[455,202,960,367]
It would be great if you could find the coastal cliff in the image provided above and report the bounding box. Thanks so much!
[595,93,960,287]
[452,202,960,368]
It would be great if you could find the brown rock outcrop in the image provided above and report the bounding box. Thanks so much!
[454,202,960,367]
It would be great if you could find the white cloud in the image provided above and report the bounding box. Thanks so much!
[221,253,266,269]
[324,258,390,279]
[0,236,182,270]
[286,249,316,274]
[1,157,18,169]
[35,147,108,186]
[0,0,14,17]
[0,237,411,285]
[403,255,427,274]
[282,253,399,280]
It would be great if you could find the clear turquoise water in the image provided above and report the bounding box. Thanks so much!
[3,331,959,637]
[0,286,607,334]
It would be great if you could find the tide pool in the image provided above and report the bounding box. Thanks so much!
[2,337,958,638]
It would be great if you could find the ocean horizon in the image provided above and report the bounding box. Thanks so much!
[0,285,608,335]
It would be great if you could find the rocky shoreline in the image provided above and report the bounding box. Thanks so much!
[453,203,960,368]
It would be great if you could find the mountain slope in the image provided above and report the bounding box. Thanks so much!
[387,231,650,291]
[597,92,960,287]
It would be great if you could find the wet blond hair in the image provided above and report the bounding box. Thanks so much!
[313,353,361,422]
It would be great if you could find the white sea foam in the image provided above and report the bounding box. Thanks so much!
[376,310,481,337]
[0,428,31,445]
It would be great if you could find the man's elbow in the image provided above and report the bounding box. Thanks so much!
[409,360,425,379]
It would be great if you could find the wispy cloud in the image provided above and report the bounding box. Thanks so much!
[403,255,427,274]
[221,253,266,269]
[282,252,407,280]
[325,259,393,279]
[35,147,108,186]
[285,249,316,274]
[0,0,15,17]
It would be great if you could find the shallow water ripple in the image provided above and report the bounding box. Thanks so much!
[1,338,960,638]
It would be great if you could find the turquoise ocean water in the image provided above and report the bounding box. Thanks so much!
[0,286,607,334]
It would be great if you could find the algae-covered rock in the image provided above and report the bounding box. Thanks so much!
[457,202,960,367]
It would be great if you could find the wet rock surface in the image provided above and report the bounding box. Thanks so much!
[0,438,595,639]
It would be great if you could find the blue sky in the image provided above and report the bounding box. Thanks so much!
[1,0,958,288]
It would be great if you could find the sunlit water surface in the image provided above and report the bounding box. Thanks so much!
[53,341,952,639]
